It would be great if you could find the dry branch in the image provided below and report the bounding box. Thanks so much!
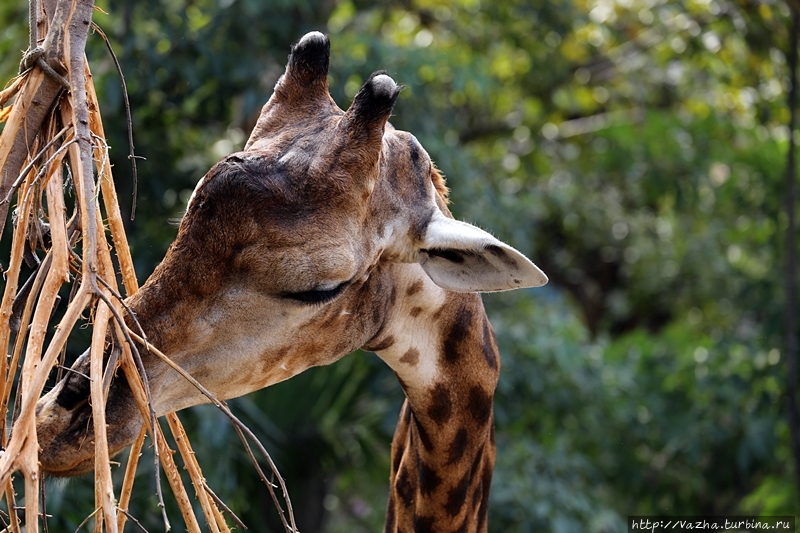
[0,0,149,530]
[116,427,146,533]
[0,67,65,241]
[166,413,228,533]
[155,425,200,533]
[0,1,298,531]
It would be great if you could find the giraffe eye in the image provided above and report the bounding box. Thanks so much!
[284,282,348,304]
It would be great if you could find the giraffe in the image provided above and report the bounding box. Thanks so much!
[34,32,547,531]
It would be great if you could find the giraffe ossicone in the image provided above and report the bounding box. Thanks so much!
[35,32,547,532]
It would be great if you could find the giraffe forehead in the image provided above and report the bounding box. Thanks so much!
[246,130,435,220]
[246,115,434,196]
[187,113,441,274]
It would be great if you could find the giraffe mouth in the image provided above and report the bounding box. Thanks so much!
[35,350,144,477]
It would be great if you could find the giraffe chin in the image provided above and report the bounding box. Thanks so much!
[40,455,99,478]
[35,393,144,478]
[38,428,139,478]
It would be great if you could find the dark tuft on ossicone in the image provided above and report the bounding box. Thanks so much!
[349,71,402,127]
[288,31,330,83]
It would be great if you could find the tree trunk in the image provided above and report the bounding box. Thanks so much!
[785,5,800,505]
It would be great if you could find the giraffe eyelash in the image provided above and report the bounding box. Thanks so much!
[283,281,349,305]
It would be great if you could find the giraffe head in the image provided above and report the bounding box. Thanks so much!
[35,32,546,477]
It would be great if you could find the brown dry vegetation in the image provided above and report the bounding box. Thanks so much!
[0,1,295,531]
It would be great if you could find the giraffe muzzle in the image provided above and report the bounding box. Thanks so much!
[35,349,144,477]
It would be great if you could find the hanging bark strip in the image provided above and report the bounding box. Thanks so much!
[0,0,70,242]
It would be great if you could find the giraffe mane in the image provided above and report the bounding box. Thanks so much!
[431,165,450,204]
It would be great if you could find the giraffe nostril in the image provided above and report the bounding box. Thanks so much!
[54,370,91,411]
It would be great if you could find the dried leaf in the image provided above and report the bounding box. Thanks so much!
[0,105,12,124]
[0,73,26,108]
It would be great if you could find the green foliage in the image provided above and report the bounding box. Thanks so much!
[1,0,798,530]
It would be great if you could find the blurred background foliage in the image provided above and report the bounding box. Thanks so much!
[1,0,798,531]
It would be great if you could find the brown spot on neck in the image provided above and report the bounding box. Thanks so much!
[426,384,453,425]
[467,386,492,427]
[417,460,442,495]
[441,306,474,365]
[446,428,469,465]
[399,347,420,366]
[406,279,424,296]
[411,418,434,452]
[481,319,499,370]
[414,515,436,533]
[395,466,414,507]
[445,467,472,516]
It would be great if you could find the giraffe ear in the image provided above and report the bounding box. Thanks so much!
[418,214,548,292]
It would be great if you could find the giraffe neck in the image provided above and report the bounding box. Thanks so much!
[369,267,500,533]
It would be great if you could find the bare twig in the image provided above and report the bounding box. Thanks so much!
[28,0,39,51]
[89,23,140,220]
[230,423,292,531]
[115,508,150,533]
[0,73,27,109]
[3,136,76,209]
[116,426,146,533]
[84,59,138,297]
[3,256,52,448]
[72,507,100,533]
[92,268,168,530]
[89,301,116,533]
[204,484,248,531]
[41,456,49,533]
[3,479,20,533]
[55,364,91,381]
[0,179,37,408]
[70,244,170,532]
